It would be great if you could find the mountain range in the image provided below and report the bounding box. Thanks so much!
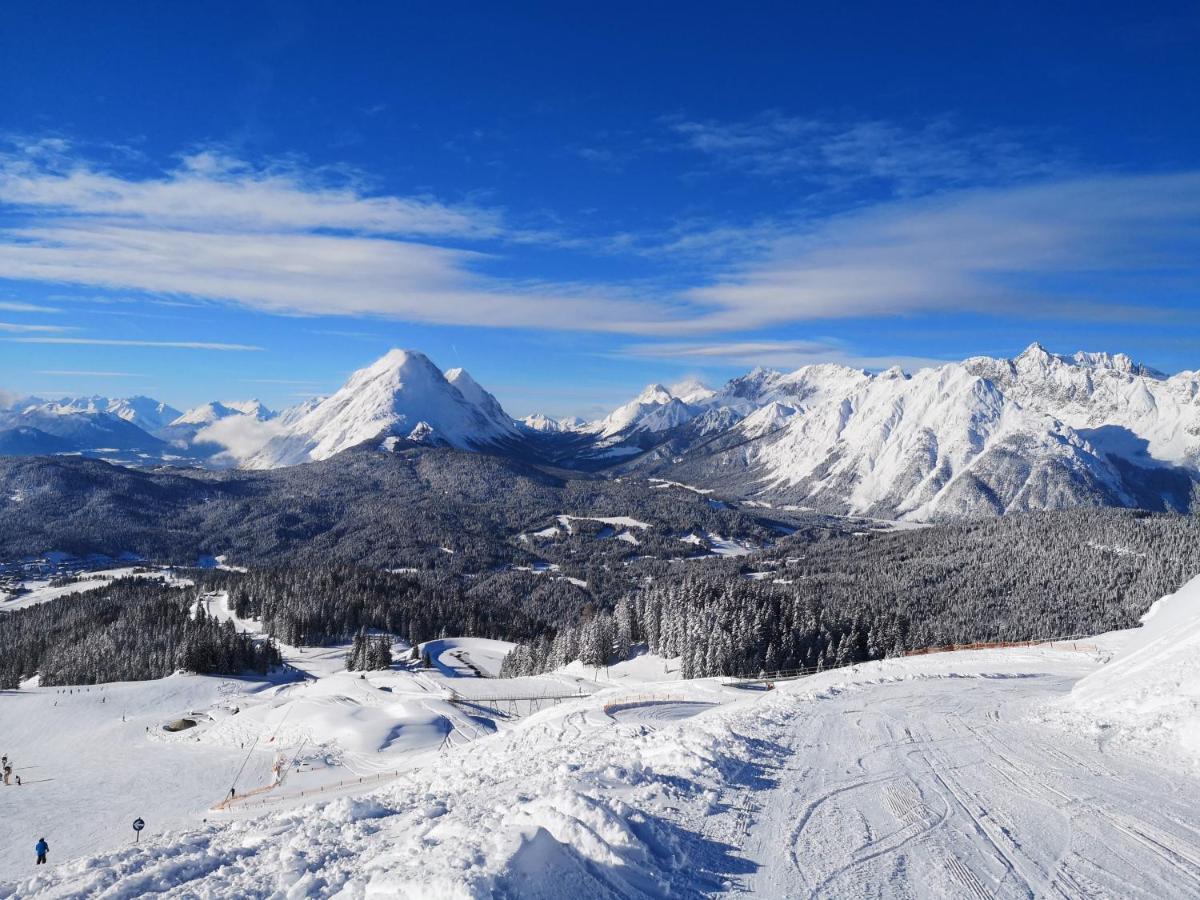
[2,342,1197,520]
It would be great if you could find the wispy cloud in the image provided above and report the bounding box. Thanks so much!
[675,171,1200,331]
[663,113,1066,195]
[0,147,502,238]
[0,321,71,333]
[0,300,60,313]
[35,369,142,376]
[8,337,262,350]
[620,339,952,371]
[0,141,1197,337]
[242,377,326,385]
[0,144,666,332]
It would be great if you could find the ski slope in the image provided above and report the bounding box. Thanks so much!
[5,633,1200,898]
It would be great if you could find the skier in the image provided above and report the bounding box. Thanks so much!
[14,775,20,786]
[35,837,48,865]
[4,765,12,785]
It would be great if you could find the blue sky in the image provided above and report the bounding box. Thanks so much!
[0,1,1198,419]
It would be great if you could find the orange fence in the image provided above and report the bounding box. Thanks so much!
[905,638,1100,656]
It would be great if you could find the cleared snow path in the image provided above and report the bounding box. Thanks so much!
[734,675,1200,899]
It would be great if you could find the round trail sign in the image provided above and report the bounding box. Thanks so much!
[132,818,145,832]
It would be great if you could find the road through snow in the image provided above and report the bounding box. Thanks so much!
[734,675,1200,899]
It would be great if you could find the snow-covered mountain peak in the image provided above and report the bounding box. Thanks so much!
[669,379,716,405]
[347,348,444,391]
[521,413,562,433]
[593,383,688,437]
[445,367,512,425]
[171,399,276,428]
[636,383,674,405]
[223,399,274,420]
[245,349,518,468]
[28,394,183,432]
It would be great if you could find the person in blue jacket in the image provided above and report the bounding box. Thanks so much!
[35,837,48,865]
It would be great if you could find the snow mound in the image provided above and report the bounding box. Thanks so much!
[419,637,515,678]
[1052,575,1200,769]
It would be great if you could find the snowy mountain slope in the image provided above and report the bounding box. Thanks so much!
[2,344,1198,516]
[592,383,692,437]
[25,395,183,432]
[652,344,1200,519]
[965,342,1200,468]
[0,426,74,456]
[277,395,326,426]
[0,407,170,455]
[445,367,514,431]
[246,350,521,468]
[169,399,275,428]
[521,412,565,432]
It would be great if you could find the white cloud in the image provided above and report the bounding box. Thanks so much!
[7,338,261,350]
[620,339,952,371]
[675,171,1200,331]
[0,144,1196,337]
[0,321,71,333]
[35,369,142,376]
[0,300,59,312]
[0,148,667,332]
[193,414,286,465]
[0,149,502,238]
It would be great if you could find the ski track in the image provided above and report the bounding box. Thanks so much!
[6,663,1200,897]
[733,676,1200,899]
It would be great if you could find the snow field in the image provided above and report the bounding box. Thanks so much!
[5,601,1200,897]
[1042,572,1200,770]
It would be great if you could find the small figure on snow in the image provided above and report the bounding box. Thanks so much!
[35,837,48,865]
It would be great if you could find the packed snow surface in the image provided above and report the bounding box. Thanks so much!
[6,622,1200,897]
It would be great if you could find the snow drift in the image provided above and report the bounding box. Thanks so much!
[1054,575,1200,769]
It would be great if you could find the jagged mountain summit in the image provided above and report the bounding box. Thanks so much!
[245,349,521,468]
[170,400,275,427]
[1,343,1197,520]
[24,395,183,432]
[649,343,1200,519]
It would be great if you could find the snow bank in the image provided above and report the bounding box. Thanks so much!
[1046,575,1200,769]
[419,637,515,678]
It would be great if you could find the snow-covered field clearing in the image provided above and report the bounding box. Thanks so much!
[0,567,191,612]
[3,579,1200,897]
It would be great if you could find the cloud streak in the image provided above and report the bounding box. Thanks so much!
[0,321,71,333]
[678,171,1200,331]
[620,339,952,371]
[35,369,142,376]
[663,113,1066,194]
[0,300,60,313]
[8,338,262,350]
[0,143,1197,337]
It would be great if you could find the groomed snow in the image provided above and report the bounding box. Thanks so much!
[7,627,1200,897]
